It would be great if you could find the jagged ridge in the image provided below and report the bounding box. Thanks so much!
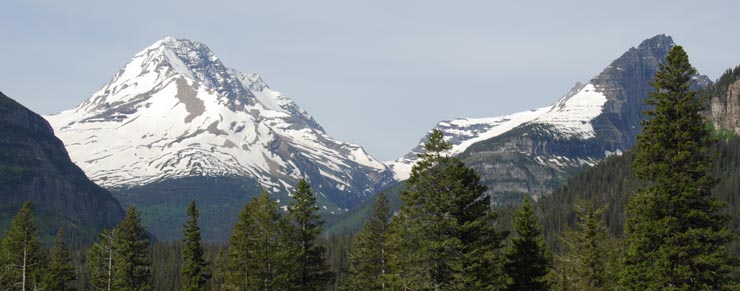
[387,34,711,203]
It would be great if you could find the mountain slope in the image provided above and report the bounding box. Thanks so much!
[45,37,395,240]
[536,135,740,256]
[388,34,710,204]
[0,92,124,243]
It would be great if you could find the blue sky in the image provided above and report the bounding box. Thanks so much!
[2,0,739,161]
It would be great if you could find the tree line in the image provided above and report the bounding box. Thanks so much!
[1,45,737,291]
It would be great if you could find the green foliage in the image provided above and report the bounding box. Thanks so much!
[45,228,77,291]
[112,207,152,291]
[181,201,209,291]
[323,181,404,235]
[552,202,618,291]
[0,201,46,291]
[224,191,294,291]
[504,196,551,291]
[342,193,390,291]
[621,45,736,290]
[386,129,507,291]
[112,176,263,241]
[209,245,227,291]
[700,64,740,102]
[224,203,251,291]
[322,233,354,291]
[288,179,335,290]
[87,228,115,291]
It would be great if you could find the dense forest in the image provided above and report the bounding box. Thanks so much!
[1,46,739,291]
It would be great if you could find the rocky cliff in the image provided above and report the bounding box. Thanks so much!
[0,92,124,243]
[390,35,710,205]
[706,65,740,134]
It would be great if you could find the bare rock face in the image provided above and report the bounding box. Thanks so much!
[389,35,711,205]
[0,92,124,242]
[708,66,740,134]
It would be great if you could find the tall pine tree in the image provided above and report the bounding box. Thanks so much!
[209,247,228,291]
[288,179,334,291]
[45,228,77,291]
[0,202,45,291]
[342,193,390,291]
[224,191,293,291]
[87,228,115,291]
[181,201,209,291]
[504,196,551,291]
[112,206,152,291]
[620,45,736,290]
[553,202,615,291]
[386,129,506,291]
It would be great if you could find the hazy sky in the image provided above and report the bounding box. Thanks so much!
[2,0,739,161]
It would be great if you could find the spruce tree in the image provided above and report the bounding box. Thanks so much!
[209,247,227,291]
[224,203,253,291]
[225,191,293,291]
[342,193,390,291]
[250,192,293,290]
[554,203,613,291]
[181,201,209,291]
[386,129,506,291]
[87,228,115,291]
[112,206,152,291]
[0,202,45,291]
[620,45,736,290]
[45,228,77,291]
[288,179,334,291]
[504,196,551,291]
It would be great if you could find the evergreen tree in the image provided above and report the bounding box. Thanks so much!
[288,179,334,291]
[554,202,613,291]
[0,202,45,291]
[209,247,228,291]
[342,193,390,291]
[224,203,253,291]
[620,45,736,290]
[112,206,152,291]
[386,129,507,291]
[504,196,551,291]
[87,228,115,291]
[181,201,209,291]
[45,228,77,291]
[225,191,293,291]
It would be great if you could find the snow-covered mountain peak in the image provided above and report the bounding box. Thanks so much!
[386,34,710,183]
[45,38,395,211]
[69,37,252,118]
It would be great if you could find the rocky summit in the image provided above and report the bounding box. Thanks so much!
[386,34,711,205]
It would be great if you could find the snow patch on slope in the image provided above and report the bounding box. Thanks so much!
[533,83,607,138]
[386,83,608,180]
[45,37,393,208]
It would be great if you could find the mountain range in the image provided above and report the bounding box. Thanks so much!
[8,33,724,240]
